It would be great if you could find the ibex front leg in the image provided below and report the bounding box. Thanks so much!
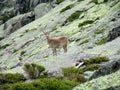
[52,48,57,56]
[63,44,67,53]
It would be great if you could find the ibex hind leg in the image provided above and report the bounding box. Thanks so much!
[63,44,67,53]
[52,48,57,56]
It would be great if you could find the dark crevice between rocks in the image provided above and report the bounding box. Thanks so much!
[20,39,35,49]
[10,62,23,69]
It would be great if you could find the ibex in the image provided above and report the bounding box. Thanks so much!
[43,31,68,56]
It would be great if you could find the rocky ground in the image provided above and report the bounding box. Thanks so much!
[0,0,120,89]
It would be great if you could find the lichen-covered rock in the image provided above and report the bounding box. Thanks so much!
[34,3,54,19]
[0,0,120,83]
[73,70,120,90]
[89,59,120,80]
[107,25,120,42]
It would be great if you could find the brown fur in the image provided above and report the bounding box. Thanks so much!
[43,32,68,56]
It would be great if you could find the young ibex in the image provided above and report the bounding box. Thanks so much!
[43,31,68,56]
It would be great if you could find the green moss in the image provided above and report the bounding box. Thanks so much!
[20,51,26,56]
[96,37,107,45]
[23,63,46,79]
[62,67,83,77]
[5,78,78,90]
[60,4,74,13]
[83,64,100,71]
[77,0,84,2]
[91,0,98,4]
[56,0,65,4]
[79,39,89,45]
[84,56,109,65]
[94,29,105,34]
[78,20,94,27]
[13,49,18,53]
[104,0,108,3]
[0,73,26,84]
[67,11,82,22]
[75,38,81,42]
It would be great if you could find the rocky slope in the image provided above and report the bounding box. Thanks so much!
[0,0,120,89]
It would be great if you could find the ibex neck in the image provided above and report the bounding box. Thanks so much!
[46,36,50,43]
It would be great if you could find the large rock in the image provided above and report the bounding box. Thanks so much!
[89,59,120,80]
[73,70,120,90]
[3,12,35,37]
[0,0,54,24]
[107,25,120,42]
[15,0,54,14]
[34,3,54,19]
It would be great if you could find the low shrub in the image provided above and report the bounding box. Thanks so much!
[68,74,87,83]
[96,37,107,45]
[0,73,26,84]
[62,67,83,77]
[84,56,109,65]
[23,63,46,79]
[5,78,79,90]
[83,64,100,71]
[62,67,86,83]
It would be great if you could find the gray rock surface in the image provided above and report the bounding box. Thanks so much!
[3,12,35,37]
[89,59,120,80]
[35,3,54,19]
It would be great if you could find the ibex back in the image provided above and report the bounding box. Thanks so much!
[43,31,68,56]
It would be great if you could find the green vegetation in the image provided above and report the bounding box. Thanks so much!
[75,38,81,42]
[77,0,84,2]
[56,0,65,4]
[84,56,109,65]
[104,0,108,3]
[91,0,98,4]
[20,51,26,56]
[23,63,46,79]
[79,39,89,45]
[78,20,94,27]
[67,11,82,22]
[83,64,100,71]
[83,56,109,71]
[62,67,83,77]
[0,12,15,23]
[94,29,105,34]
[60,4,74,13]
[96,37,107,45]
[62,67,86,83]
[0,73,26,84]
[2,78,78,90]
